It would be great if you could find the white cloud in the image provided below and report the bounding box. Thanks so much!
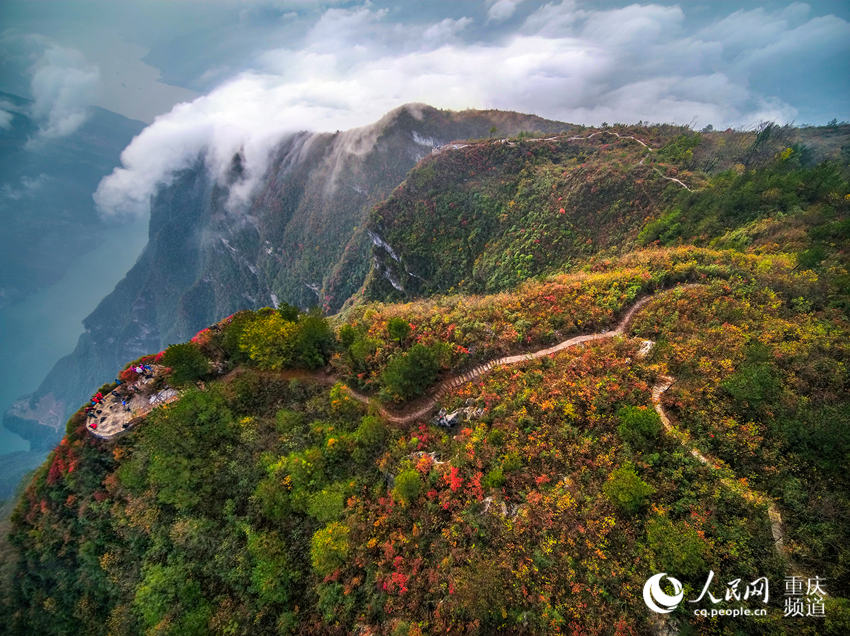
[0,108,12,129]
[94,1,849,218]
[1,174,49,201]
[521,0,578,35]
[423,17,473,42]
[486,0,525,23]
[28,44,100,140]
[579,4,684,46]
[721,13,850,72]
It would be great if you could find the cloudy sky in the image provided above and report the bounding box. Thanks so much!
[1,0,848,216]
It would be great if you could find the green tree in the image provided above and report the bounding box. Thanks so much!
[316,582,354,624]
[386,317,412,343]
[355,415,387,448]
[482,467,505,490]
[353,415,388,464]
[133,563,211,635]
[294,309,335,369]
[247,530,298,605]
[348,334,378,371]
[722,342,780,415]
[381,343,447,400]
[219,311,255,363]
[161,342,209,385]
[646,515,706,577]
[239,313,298,369]
[307,483,348,522]
[277,302,300,322]
[311,522,350,576]
[392,469,422,505]
[338,323,357,348]
[604,464,654,515]
[618,405,662,450]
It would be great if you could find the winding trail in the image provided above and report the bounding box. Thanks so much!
[564,130,651,148]
[434,129,693,191]
[94,289,665,435]
[341,292,658,424]
[650,167,693,192]
[651,376,790,564]
[561,130,693,191]
[344,285,791,567]
[91,285,791,568]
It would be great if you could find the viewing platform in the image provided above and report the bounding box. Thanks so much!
[86,364,179,439]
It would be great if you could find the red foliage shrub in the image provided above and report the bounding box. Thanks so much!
[119,367,138,382]
[445,466,463,492]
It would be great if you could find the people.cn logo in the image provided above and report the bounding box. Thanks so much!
[643,573,684,613]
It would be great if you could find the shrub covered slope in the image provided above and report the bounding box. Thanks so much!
[2,122,849,635]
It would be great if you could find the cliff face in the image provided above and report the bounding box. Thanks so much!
[5,104,569,452]
[363,128,675,302]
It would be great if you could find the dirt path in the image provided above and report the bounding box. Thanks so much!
[91,289,673,433]
[341,292,660,424]
[434,129,692,191]
[651,375,791,565]
[562,131,693,191]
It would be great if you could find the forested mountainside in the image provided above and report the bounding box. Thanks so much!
[365,122,850,303]
[2,119,849,634]
[4,105,569,455]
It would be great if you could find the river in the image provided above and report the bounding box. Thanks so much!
[0,216,148,454]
